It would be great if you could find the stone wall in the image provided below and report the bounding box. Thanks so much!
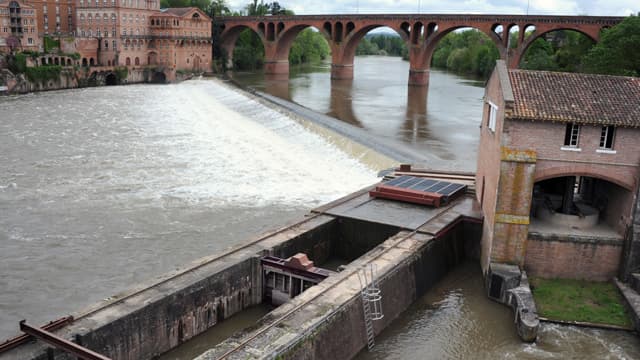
[620,184,640,281]
[525,234,623,281]
[0,215,341,360]
[277,220,479,360]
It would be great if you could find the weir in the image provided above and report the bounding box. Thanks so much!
[0,171,485,360]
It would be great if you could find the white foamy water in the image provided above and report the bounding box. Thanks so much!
[0,79,380,340]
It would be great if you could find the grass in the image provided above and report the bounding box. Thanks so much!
[530,277,632,328]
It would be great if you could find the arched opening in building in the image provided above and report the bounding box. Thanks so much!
[89,58,95,66]
[518,29,596,71]
[105,72,117,85]
[530,175,632,237]
[135,57,140,66]
[54,58,59,65]
[126,57,131,66]
[151,71,166,84]
[192,55,200,71]
[82,58,88,66]
[147,51,158,66]
[9,2,23,35]
[67,58,72,66]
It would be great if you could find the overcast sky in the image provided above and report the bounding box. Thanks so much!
[225,0,639,17]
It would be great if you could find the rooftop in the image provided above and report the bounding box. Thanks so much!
[506,67,640,127]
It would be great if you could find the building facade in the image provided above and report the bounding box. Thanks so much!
[1,0,211,79]
[477,60,640,281]
[74,3,211,72]
[29,0,75,36]
[0,0,39,51]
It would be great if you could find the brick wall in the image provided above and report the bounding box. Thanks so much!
[476,65,505,273]
[503,120,640,191]
[525,237,623,281]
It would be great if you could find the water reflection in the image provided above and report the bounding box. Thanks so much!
[264,74,291,100]
[232,57,483,171]
[328,79,362,127]
[402,86,430,144]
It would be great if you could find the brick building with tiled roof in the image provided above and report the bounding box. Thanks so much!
[476,60,640,282]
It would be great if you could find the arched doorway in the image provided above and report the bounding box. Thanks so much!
[105,73,117,85]
[147,51,158,66]
[192,55,201,71]
[151,71,166,84]
[82,58,88,66]
[525,174,634,280]
[89,58,95,66]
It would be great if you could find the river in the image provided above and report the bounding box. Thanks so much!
[0,80,379,340]
[1,56,638,358]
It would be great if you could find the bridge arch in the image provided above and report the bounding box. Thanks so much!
[273,24,331,63]
[219,25,266,70]
[511,27,600,68]
[337,24,408,74]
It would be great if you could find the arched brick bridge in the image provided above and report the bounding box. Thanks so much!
[216,14,623,85]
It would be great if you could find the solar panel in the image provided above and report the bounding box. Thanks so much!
[440,183,466,196]
[409,179,438,191]
[372,175,468,207]
[385,175,413,187]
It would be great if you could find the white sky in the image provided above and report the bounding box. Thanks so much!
[225,0,639,16]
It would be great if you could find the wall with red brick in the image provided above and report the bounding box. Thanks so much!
[525,237,623,281]
[596,179,635,233]
[476,64,505,273]
[503,120,640,191]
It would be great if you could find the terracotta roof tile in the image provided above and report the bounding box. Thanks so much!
[162,7,195,17]
[508,69,640,127]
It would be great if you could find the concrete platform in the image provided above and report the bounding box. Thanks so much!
[315,188,481,233]
[529,219,622,241]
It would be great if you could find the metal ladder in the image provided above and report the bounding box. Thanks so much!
[361,290,376,350]
[358,264,384,351]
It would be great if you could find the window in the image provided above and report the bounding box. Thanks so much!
[599,125,615,150]
[564,123,580,147]
[28,37,33,44]
[487,101,497,132]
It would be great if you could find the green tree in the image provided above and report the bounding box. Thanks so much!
[208,0,230,16]
[289,28,330,65]
[431,29,500,78]
[582,15,640,76]
[521,37,557,71]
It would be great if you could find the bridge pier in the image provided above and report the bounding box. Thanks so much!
[408,69,429,87]
[264,60,290,77]
[331,64,354,80]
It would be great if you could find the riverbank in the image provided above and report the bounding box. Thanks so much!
[531,277,633,329]
[0,66,202,95]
